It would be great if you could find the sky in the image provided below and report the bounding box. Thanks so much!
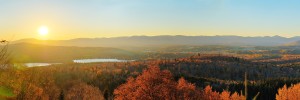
[0,0,300,40]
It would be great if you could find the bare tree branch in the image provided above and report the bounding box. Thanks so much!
[0,40,11,69]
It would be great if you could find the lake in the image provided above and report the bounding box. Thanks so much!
[73,59,133,63]
[23,59,133,67]
[24,63,61,67]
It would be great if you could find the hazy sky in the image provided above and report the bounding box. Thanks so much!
[1,0,300,40]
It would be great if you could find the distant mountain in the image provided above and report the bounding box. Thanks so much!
[8,43,138,63]
[283,40,300,46]
[12,35,300,48]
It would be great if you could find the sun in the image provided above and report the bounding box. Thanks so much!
[38,26,48,36]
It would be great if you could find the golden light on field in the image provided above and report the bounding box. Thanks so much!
[38,26,49,36]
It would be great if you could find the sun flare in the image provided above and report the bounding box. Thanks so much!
[38,26,48,36]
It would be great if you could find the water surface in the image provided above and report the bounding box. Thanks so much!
[24,63,60,67]
[73,59,133,63]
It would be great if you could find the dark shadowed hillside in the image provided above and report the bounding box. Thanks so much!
[8,43,138,63]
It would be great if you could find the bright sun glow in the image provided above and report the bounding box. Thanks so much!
[38,26,48,36]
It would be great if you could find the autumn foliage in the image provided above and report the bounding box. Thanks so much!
[114,66,178,99]
[276,83,300,100]
[114,66,245,100]
[65,82,104,100]
[2,54,300,99]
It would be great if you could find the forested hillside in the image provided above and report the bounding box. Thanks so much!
[1,54,300,99]
[8,43,138,63]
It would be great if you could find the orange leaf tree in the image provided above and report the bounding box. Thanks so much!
[114,66,244,100]
[65,82,104,100]
[276,83,300,100]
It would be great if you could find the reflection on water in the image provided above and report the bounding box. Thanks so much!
[24,63,60,67]
[23,59,133,67]
[73,59,133,63]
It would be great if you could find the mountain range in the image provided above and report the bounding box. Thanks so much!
[12,35,300,47]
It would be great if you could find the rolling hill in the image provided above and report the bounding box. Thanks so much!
[283,40,300,46]
[8,43,138,63]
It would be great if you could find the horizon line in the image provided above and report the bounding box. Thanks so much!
[12,35,300,41]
